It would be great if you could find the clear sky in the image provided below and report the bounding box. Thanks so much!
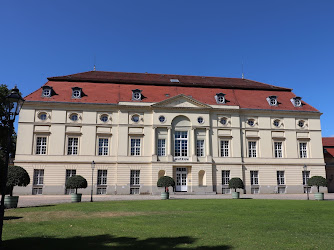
[1,1,333,136]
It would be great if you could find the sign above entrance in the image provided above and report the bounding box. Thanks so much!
[174,157,189,161]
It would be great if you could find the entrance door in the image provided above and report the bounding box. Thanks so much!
[176,167,187,192]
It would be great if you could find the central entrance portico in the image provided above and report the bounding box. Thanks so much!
[176,167,187,192]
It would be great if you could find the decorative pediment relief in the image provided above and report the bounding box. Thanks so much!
[152,94,211,109]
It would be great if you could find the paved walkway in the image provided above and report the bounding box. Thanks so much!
[14,193,334,208]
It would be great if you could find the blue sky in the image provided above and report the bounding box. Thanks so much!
[1,1,333,136]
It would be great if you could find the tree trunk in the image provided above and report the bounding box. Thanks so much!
[76,188,78,194]
[317,186,320,193]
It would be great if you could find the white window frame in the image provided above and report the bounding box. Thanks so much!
[196,139,205,157]
[299,142,308,158]
[35,136,47,155]
[277,171,285,185]
[157,139,166,156]
[302,171,310,186]
[274,141,283,158]
[174,131,188,157]
[130,138,141,156]
[42,88,51,97]
[130,170,140,194]
[248,141,257,158]
[250,171,259,185]
[65,169,76,194]
[222,170,230,185]
[220,140,229,157]
[33,169,44,186]
[72,89,81,98]
[67,137,79,155]
[98,137,109,156]
[97,170,108,186]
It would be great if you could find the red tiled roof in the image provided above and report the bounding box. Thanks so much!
[48,71,291,91]
[25,71,319,112]
[323,137,334,147]
[325,148,334,157]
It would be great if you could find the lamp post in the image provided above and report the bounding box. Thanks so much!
[0,86,24,246]
[303,164,309,200]
[90,160,95,202]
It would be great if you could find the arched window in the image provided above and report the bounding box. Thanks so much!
[198,170,206,186]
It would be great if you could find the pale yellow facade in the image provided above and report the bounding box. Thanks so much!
[14,94,326,195]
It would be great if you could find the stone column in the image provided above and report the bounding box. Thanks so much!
[152,127,156,156]
[191,127,196,157]
[167,127,171,156]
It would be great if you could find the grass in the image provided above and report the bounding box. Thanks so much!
[3,199,334,249]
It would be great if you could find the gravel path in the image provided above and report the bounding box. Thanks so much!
[13,193,334,208]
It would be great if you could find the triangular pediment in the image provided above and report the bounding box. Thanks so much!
[152,94,212,109]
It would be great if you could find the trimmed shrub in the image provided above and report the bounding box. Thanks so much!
[307,176,327,193]
[157,176,175,192]
[6,165,30,196]
[228,177,244,192]
[65,175,87,194]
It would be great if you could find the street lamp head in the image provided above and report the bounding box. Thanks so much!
[91,160,95,170]
[5,86,25,122]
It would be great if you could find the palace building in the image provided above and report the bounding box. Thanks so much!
[14,71,326,195]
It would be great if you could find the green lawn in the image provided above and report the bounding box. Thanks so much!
[3,199,333,249]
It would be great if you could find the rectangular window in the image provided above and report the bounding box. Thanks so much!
[36,137,47,155]
[33,169,44,185]
[98,138,109,156]
[97,170,108,185]
[196,140,205,157]
[299,142,307,158]
[248,141,257,157]
[250,171,259,185]
[97,187,106,195]
[220,140,229,157]
[222,170,230,185]
[130,138,141,156]
[274,142,283,158]
[175,131,188,157]
[251,188,259,194]
[130,170,140,194]
[277,171,285,185]
[65,169,76,194]
[157,139,166,156]
[222,188,231,194]
[302,171,310,185]
[67,137,78,155]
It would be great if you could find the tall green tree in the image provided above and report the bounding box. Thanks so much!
[0,84,17,185]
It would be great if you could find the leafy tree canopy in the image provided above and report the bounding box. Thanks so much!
[157,176,175,192]
[5,165,30,196]
[65,175,88,194]
[228,177,244,192]
[307,176,327,193]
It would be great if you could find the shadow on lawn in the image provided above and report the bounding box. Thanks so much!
[4,234,232,250]
[4,216,22,221]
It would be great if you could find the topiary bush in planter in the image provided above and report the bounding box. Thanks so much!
[307,176,327,200]
[228,177,244,199]
[4,165,30,208]
[65,175,87,202]
[157,176,175,200]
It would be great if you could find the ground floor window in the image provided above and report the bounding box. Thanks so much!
[97,170,108,195]
[130,170,140,194]
[97,187,107,195]
[222,170,230,185]
[65,169,76,194]
[250,171,259,185]
[33,169,44,195]
[251,187,259,194]
[222,188,231,194]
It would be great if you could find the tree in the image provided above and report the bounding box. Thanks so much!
[157,176,175,192]
[5,165,30,196]
[65,175,88,194]
[228,178,244,192]
[307,176,327,193]
[0,84,18,193]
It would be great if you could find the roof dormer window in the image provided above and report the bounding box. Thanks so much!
[267,96,278,106]
[132,89,142,101]
[291,97,302,107]
[42,86,53,97]
[72,87,82,99]
[215,93,226,104]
